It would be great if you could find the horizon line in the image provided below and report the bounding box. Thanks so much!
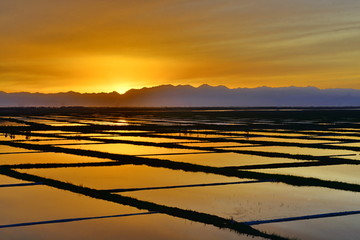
[1,84,359,95]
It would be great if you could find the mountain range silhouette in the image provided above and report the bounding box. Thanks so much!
[1,84,360,107]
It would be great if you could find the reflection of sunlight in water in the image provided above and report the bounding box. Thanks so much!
[61,143,205,155]
[77,119,130,126]
[1,109,360,239]
[21,165,241,189]
[0,121,28,127]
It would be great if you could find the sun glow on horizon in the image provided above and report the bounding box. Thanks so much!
[1,1,360,93]
[63,55,191,93]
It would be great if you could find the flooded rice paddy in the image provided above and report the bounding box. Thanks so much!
[0,107,360,240]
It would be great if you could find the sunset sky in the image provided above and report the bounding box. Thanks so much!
[1,0,360,93]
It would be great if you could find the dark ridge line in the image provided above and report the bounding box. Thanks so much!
[230,149,360,165]
[138,121,359,133]
[226,161,347,170]
[217,128,360,139]
[50,142,108,146]
[0,117,49,128]
[102,125,360,138]
[0,169,287,240]
[0,182,43,188]
[2,161,127,169]
[5,122,360,152]
[29,131,360,160]
[0,151,42,155]
[25,116,87,125]
[0,212,158,229]
[2,159,338,172]
[328,128,360,134]
[131,132,359,152]
[243,210,360,225]
[4,131,359,166]
[1,140,360,193]
[4,119,360,136]
[3,113,360,129]
[102,127,359,142]
[135,151,213,157]
[217,144,264,148]
[1,155,341,172]
[323,153,357,157]
[103,180,275,193]
[3,113,360,144]
[15,138,67,142]
[112,134,352,154]
[26,116,90,124]
[204,130,358,142]
[3,131,221,153]
[94,131,360,149]
[239,130,360,140]
[213,138,360,152]
[1,133,222,156]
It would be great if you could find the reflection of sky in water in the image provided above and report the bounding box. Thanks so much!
[0,151,106,165]
[0,175,29,185]
[21,165,242,189]
[77,119,129,126]
[20,165,360,227]
[121,183,360,223]
[0,145,35,154]
[1,112,360,239]
[181,142,253,148]
[256,214,360,240]
[0,213,249,240]
[1,185,239,240]
[227,145,357,158]
[60,143,206,155]
[255,165,360,185]
[94,135,191,143]
[326,142,360,148]
[19,139,102,145]
[0,185,138,225]
[240,136,337,144]
[164,152,298,167]
[0,121,28,126]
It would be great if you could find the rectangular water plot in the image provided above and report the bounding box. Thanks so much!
[224,145,358,159]
[325,142,360,148]
[180,141,256,148]
[0,145,38,154]
[20,139,104,145]
[239,136,339,144]
[0,152,108,165]
[163,152,300,168]
[60,143,209,156]
[0,184,144,230]
[0,211,250,240]
[94,135,191,144]
[255,213,360,240]
[0,175,30,185]
[76,120,129,126]
[120,182,360,224]
[20,165,243,190]
[253,164,360,185]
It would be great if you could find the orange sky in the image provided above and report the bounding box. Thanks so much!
[0,0,360,93]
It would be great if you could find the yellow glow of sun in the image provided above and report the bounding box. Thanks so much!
[65,55,183,93]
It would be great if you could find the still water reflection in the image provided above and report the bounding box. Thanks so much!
[1,109,360,239]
